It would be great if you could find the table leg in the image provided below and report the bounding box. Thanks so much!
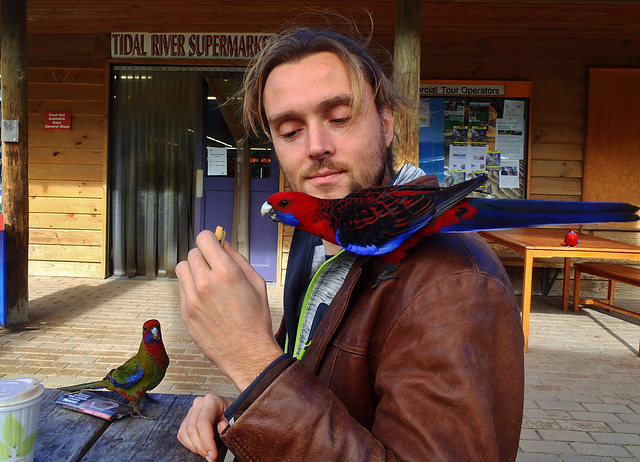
[562,257,572,310]
[608,280,616,305]
[573,265,582,312]
[522,251,533,353]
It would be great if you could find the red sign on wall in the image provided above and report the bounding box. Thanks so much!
[44,111,71,130]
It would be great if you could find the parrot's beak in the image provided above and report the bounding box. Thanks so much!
[260,201,272,217]
[151,326,160,340]
[261,201,280,222]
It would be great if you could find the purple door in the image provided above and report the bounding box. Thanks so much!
[200,90,280,281]
[201,152,279,282]
[248,159,280,281]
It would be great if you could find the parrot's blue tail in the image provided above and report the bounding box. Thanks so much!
[440,198,640,232]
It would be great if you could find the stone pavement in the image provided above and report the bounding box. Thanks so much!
[0,276,639,460]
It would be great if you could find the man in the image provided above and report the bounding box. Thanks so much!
[177,26,524,461]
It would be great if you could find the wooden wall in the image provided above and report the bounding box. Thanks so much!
[419,28,633,203]
[416,10,640,297]
[26,34,109,278]
[13,1,640,291]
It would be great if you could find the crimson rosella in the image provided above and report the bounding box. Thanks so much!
[61,319,170,418]
[261,175,639,286]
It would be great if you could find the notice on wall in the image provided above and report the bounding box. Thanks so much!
[207,147,227,176]
[495,118,525,160]
[449,146,467,184]
[499,158,520,188]
[469,102,491,126]
[468,146,487,179]
[486,151,500,170]
[449,145,489,184]
[503,100,525,119]
[44,111,72,131]
[444,100,465,129]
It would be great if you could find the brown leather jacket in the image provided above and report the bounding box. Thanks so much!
[221,228,524,461]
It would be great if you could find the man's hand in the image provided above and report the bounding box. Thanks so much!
[176,230,283,391]
[178,394,234,461]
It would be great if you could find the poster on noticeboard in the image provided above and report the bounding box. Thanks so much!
[418,81,531,199]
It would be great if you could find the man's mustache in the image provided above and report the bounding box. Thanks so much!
[300,159,349,180]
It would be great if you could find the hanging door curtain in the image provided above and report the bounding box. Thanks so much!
[110,67,200,278]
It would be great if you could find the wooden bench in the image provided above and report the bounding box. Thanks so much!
[573,262,640,355]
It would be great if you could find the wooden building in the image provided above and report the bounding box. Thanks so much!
[2,1,639,295]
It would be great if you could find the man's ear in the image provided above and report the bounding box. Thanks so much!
[380,106,394,148]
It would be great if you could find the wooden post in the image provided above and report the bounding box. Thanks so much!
[1,0,29,325]
[234,137,250,260]
[393,0,422,170]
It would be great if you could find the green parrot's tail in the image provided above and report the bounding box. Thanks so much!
[59,380,108,392]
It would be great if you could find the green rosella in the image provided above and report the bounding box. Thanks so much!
[61,319,170,418]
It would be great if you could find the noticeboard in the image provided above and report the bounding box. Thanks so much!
[419,80,532,199]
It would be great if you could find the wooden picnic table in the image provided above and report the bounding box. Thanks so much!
[35,389,211,461]
[480,228,640,352]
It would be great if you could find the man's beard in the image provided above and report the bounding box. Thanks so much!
[285,142,394,199]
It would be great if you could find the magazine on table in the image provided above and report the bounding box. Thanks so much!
[56,391,132,421]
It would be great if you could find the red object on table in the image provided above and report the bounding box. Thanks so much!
[564,229,579,247]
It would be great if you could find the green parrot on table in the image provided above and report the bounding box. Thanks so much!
[60,319,170,418]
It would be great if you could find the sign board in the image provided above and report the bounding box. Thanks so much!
[420,84,506,97]
[111,33,271,60]
[207,147,228,176]
[419,80,532,199]
[44,112,72,130]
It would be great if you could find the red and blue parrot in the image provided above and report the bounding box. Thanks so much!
[261,175,639,285]
[61,319,170,418]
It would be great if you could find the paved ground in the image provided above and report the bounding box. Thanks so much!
[1,276,639,460]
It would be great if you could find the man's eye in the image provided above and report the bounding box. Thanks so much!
[280,128,300,140]
[332,117,351,125]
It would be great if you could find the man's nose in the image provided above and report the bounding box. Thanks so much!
[307,122,334,160]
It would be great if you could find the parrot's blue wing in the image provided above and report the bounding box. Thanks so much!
[109,363,144,389]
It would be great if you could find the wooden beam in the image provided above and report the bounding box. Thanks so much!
[393,0,422,169]
[234,137,250,259]
[1,0,29,325]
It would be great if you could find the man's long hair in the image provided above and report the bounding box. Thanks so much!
[241,25,413,140]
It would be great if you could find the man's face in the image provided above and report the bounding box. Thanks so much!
[262,51,394,199]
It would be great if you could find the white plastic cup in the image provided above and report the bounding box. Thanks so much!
[0,377,45,462]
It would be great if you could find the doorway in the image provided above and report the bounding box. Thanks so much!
[109,66,280,280]
[201,71,279,282]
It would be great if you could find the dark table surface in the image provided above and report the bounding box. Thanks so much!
[36,388,209,461]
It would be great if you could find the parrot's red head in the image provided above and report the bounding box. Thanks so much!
[143,319,163,345]
[261,192,337,243]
